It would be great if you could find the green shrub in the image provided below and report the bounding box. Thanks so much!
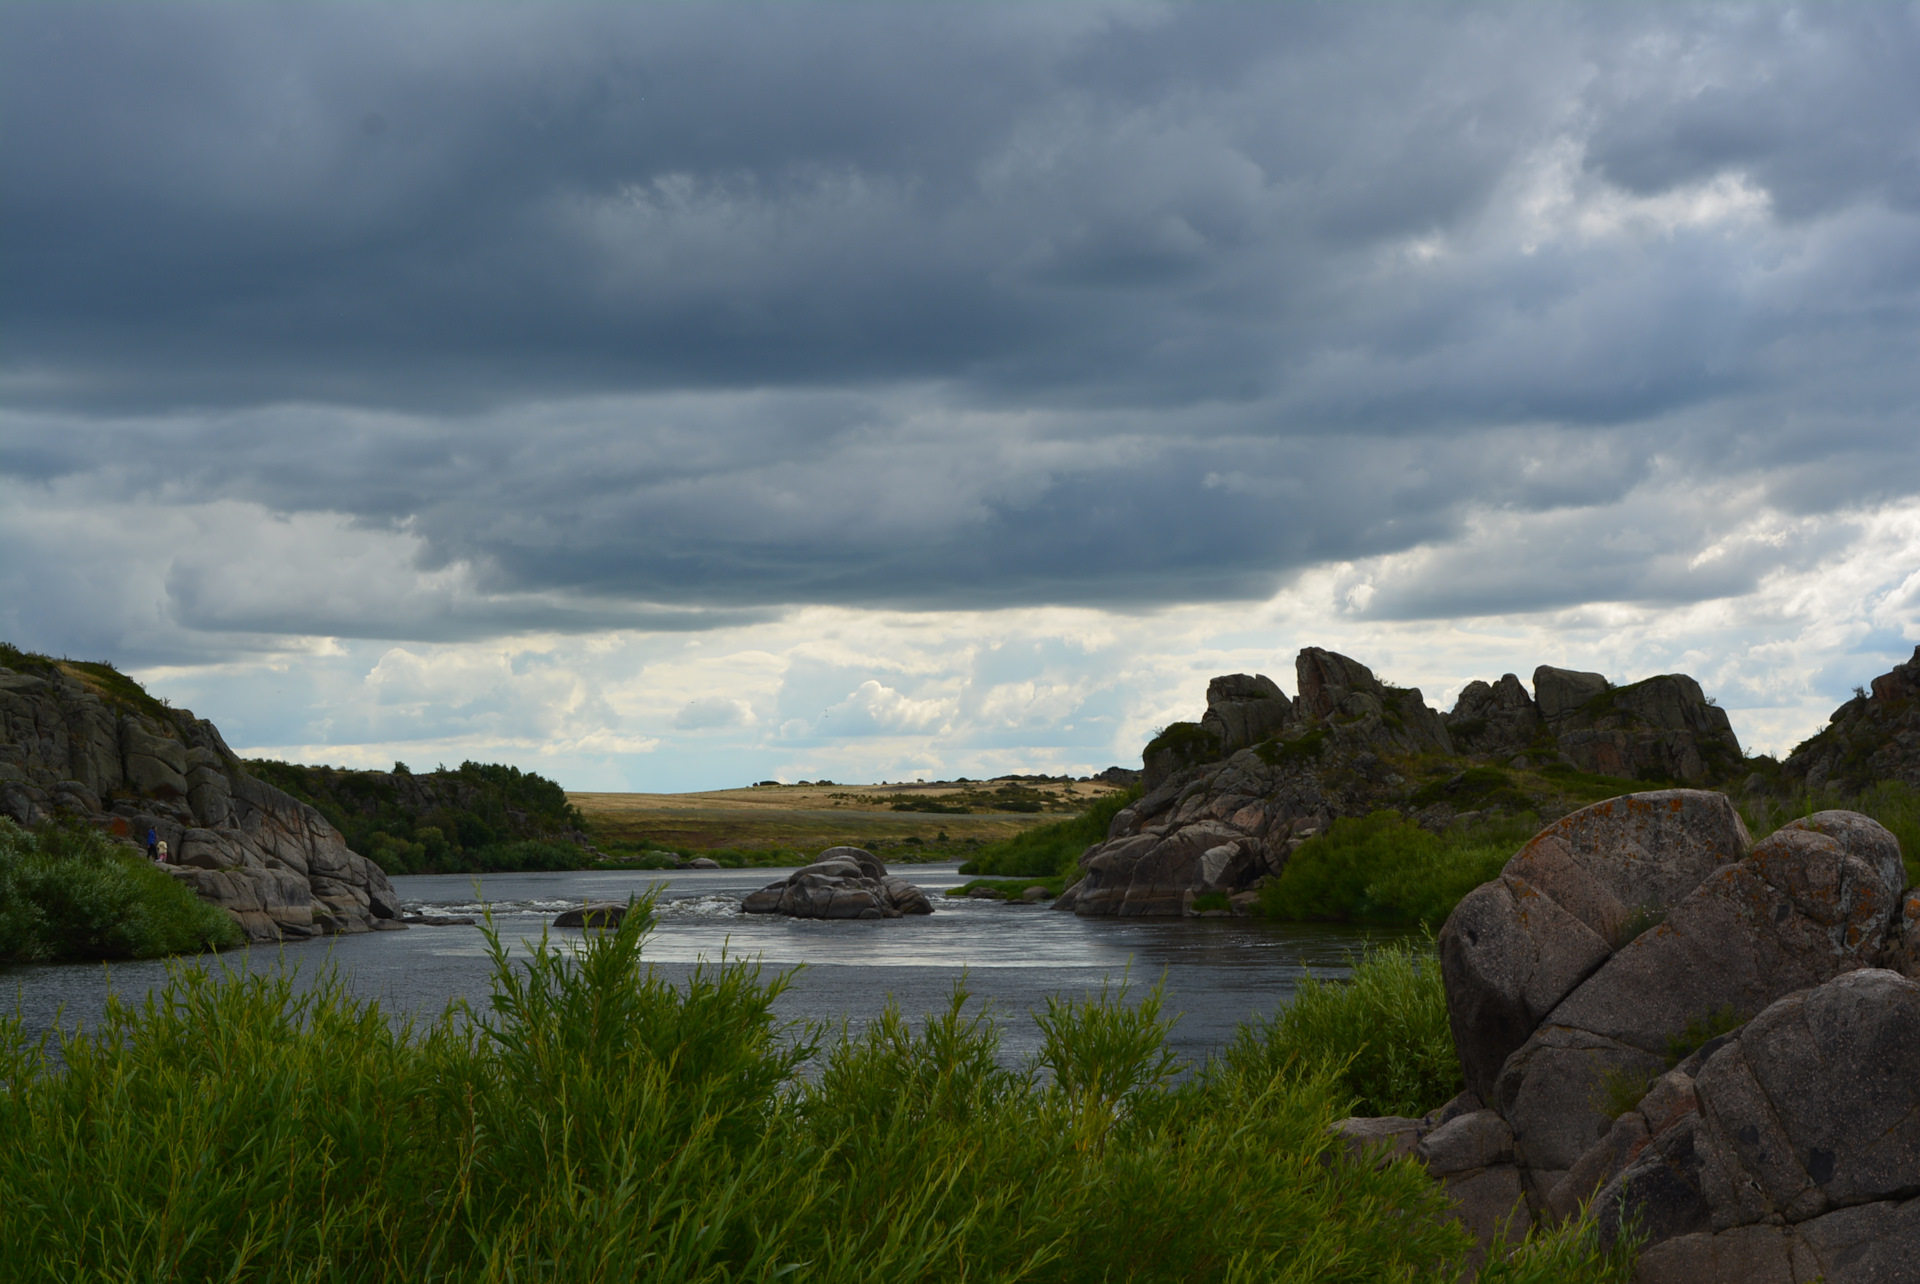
[1223,938,1462,1118]
[944,875,1068,899]
[245,757,587,875]
[0,819,244,962]
[1142,720,1219,763]
[1259,810,1538,926]
[1663,1004,1746,1066]
[1478,1209,1639,1284]
[1410,765,1513,809]
[959,786,1141,879]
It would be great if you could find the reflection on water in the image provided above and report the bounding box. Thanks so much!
[4,862,1415,1069]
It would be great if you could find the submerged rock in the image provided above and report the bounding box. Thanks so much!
[741,847,933,920]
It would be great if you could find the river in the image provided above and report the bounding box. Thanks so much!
[5,862,1410,1070]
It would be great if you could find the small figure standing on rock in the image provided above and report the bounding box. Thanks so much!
[146,827,159,861]
[155,839,169,864]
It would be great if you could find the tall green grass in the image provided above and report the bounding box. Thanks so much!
[1742,781,1920,886]
[0,904,1634,1283]
[958,785,1140,879]
[1259,810,1541,927]
[0,819,244,962]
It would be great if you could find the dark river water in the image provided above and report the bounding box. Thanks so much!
[4,863,1409,1070]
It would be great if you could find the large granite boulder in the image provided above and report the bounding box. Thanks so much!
[1439,790,1753,1102]
[1420,794,1917,1277]
[1490,811,1903,1200]
[1534,666,1612,723]
[1199,674,1293,758]
[1296,647,1453,755]
[741,847,933,919]
[1596,969,1920,1281]
[554,902,628,928]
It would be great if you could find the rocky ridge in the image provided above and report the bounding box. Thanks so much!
[1783,643,1920,793]
[1059,647,1745,919]
[0,652,400,941]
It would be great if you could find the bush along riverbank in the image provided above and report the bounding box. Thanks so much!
[0,903,1632,1284]
[0,819,243,962]
[949,787,1140,900]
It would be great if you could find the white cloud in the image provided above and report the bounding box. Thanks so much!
[100,492,1920,790]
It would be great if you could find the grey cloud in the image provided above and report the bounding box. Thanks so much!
[5,3,1920,644]
[1583,7,1920,218]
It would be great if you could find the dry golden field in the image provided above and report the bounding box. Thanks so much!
[569,777,1125,857]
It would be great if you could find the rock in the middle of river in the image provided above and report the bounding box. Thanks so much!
[742,847,935,919]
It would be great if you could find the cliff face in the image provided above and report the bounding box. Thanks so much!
[1063,648,1745,918]
[1783,645,1920,793]
[0,652,401,942]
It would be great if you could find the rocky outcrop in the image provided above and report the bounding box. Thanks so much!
[1450,665,1741,782]
[1784,644,1920,793]
[1143,673,1294,789]
[1541,670,1743,784]
[1414,796,1918,1277]
[741,847,934,919]
[1447,674,1544,761]
[1069,648,1746,919]
[0,655,401,942]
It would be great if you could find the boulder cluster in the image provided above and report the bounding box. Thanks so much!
[1337,791,1920,1281]
[1,660,401,940]
[742,847,934,919]
[1058,648,1744,919]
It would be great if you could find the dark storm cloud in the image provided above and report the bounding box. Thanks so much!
[4,2,1920,645]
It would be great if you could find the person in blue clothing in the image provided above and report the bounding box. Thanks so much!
[146,827,159,861]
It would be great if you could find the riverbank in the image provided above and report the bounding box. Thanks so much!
[0,904,1629,1283]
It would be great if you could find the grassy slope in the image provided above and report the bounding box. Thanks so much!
[0,915,1633,1283]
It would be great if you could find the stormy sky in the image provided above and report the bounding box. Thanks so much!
[4,3,1919,789]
